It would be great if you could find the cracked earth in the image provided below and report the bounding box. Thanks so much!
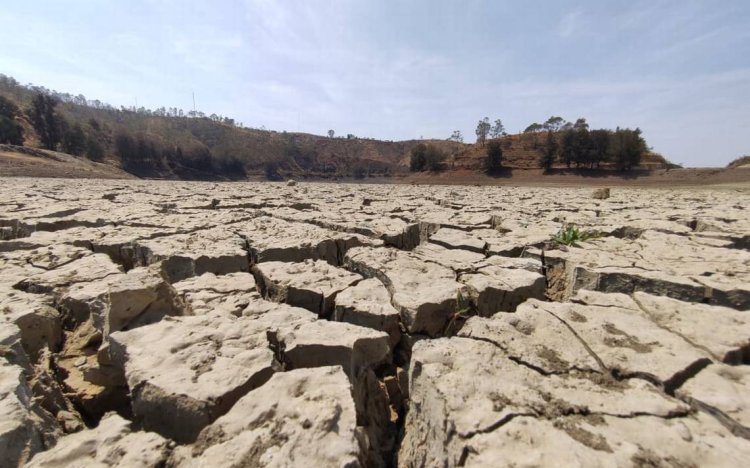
[1,177,749,467]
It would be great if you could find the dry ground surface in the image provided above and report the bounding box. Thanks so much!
[1,177,749,467]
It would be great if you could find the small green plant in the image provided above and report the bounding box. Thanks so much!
[443,291,473,335]
[552,223,600,247]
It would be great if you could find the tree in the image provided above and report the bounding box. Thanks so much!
[410,143,427,171]
[540,131,557,171]
[543,116,566,132]
[86,135,104,161]
[61,122,87,156]
[523,123,544,133]
[475,117,490,145]
[28,93,61,150]
[490,119,505,139]
[0,95,24,145]
[610,128,646,171]
[264,161,282,180]
[589,129,610,167]
[560,130,576,168]
[424,145,446,171]
[486,140,503,172]
[573,118,589,131]
[328,129,335,139]
[448,130,463,143]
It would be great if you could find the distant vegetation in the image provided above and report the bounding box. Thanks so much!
[524,116,647,171]
[0,73,662,179]
[409,143,447,172]
[727,155,750,169]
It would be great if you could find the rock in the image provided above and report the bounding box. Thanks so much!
[0,324,59,467]
[631,291,750,364]
[334,278,401,347]
[462,412,750,467]
[173,272,261,316]
[345,246,464,336]
[275,320,391,378]
[0,290,62,361]
[235,216,374,265]
[134,228,249,282]
[676,364,750,431]
[592,187,611,199]
[531,298,712,390]
[428,228,487,254]
[14,254,123,294]
[171,367,362,467]
[287,179,296,186]
[59,265,184,339]
[412,242,485,272]
[253,260,362,317]
[458,305,601,374]
[25,413,170,467]
[109,306,316,443]
[399,337,690,467]
[460,263,545,315]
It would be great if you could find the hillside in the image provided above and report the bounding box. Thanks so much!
[0,73,684,181]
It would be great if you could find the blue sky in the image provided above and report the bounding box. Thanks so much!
[1,0,748,166]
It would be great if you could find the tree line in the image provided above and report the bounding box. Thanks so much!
[539,124,647,171]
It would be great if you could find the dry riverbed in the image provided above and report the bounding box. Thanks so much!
[1,177,749,467]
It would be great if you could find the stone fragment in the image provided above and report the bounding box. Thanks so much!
[412,242,485,272]
[171,367,362,467]
[235,216,374,265]
[459,304,600,374]
[345,247,464,336]
[134,228,249,282]
[592,187,611,199]
[110,306,316,443]
[0,289,62,360]
[334,278,401,347]
[632,291,750,364]
[462,413,750,467]
[677,364,750,430]
[25,413,170,467]
[253,260,362,317]
[429,227,487,253]
[399,337,689,467]
[0,324,59,467]
[535,299,712,389]
[173,272,260,316]
[14,254,122,294]
[460,263,545,315]
[276,320,391,378]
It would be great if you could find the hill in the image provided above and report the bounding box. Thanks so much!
[0,73,701,183]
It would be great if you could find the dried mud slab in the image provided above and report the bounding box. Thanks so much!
[1,178,749,467]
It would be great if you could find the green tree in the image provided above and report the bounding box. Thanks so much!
[573,118,589,131]
[560,130,576,168]
[543,116,566,132]
[540,131,558,171]
[486,140,503,172]
[589,129,610,168]
[475,117,490,145]
[524,122,543,133]
[448,130,463,143]
[410,143,427,171]
[61,122,87,156]
[85,135,104,161]
[28,93,61,150]
[0,96,24,145]
[424,144,446,171]
[327,129,334,138]
[490,119,505,139]
[610,128,646,171]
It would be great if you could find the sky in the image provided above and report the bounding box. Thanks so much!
[1,0,748,167]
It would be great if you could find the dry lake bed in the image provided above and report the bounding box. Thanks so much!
[1,177,749,467]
